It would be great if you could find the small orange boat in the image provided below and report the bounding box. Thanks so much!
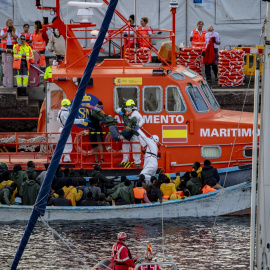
[0,0,258,173]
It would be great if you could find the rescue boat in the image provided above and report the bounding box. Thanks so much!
[0,0,258,174]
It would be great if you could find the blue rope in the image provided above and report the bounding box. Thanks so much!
[10,0,119,268]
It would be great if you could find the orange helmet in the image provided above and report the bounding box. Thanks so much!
[118,232,127,241]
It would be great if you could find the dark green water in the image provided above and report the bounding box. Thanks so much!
[0,216,250,269]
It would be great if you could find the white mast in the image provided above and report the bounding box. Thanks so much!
[256,1,270,269]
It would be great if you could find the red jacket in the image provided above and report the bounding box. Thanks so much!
[203,37,215,65]
[112,240,135,270]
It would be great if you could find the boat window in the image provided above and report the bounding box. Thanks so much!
[186,85,209,113]
[243,145,259,158]
[170,72,185,81]
[199,82,220,111]
[201,146,221,159]
[142,86,162,113]
[51,90,64,110]
[114,86,140,111]
[165,85,186,113]
[181,68,198,78]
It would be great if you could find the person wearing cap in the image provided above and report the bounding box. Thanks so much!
[111,232,136,270]
[137,244,161,270]
[137,129,159,184]
[13,34,34,96]
[57,99,86,163]
[116,99,145,168]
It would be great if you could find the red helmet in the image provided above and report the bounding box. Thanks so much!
[118,232,127,241]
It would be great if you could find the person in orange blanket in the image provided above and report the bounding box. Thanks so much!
[111,232,136,270]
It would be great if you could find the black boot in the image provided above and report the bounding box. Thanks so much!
[17,87,23,96]
[22,87,28,96]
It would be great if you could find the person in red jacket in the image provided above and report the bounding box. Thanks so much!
[111,232,136,270]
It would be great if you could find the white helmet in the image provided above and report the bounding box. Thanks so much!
[151,135,159,143]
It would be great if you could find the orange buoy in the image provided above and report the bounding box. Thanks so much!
[218,49,245,86]
[125,48,151,63]
[177,47,203,74]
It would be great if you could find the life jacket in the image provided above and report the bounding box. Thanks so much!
[32,29,46,51]
[172,191,183,198]
[162,195,170,200]
[20,32,32,42]
[202,185,216,194]
[133,187,145,204]
[112,240,133,263]
[0,28,17,49]
[137,26,152,48]
[191,29,206,49]
[13,42,34,70]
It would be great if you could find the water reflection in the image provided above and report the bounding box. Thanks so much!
[0,216,250,269]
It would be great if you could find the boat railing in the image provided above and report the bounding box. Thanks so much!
[134,262,178,270]
[0,131,142,170]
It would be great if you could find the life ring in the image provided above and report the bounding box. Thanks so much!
[218,49,245,86]
[177,46,203,74]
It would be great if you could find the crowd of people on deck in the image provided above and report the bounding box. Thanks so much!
[0,17,65,96]
[0,159,222,207]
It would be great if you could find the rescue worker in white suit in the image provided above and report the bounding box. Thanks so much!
[137,129,159,184]
[57,99,86,162]
[116,99,144,167]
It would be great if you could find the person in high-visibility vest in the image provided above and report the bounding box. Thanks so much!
[19,24,33,47]
[32,20,48,71]
[13,34,34,96]
[0,19,18,50]
[43,58,54,92]
[137,17,152,48]
[190,20,206,49]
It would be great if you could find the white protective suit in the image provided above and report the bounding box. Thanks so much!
[57,106,84,162]
[116,107,144,165]
[138,129,158,184]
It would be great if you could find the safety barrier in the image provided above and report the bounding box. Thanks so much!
[218,49,245,87]
[176,47,203,74]
[0,131,142,170]
[234,45,264,76]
